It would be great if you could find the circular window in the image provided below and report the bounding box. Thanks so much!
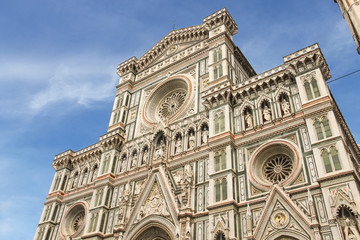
[60,202,87,238]
[71,212,85,232]
[143,76,193,125]
[263,154,293,183]
[158,90,187,120]
[248,140,301,191]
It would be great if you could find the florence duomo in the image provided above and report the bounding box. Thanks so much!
[34,8,360,240]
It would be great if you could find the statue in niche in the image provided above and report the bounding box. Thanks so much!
[263,105,272,122]
[155,139,166,160]
[131,152,137,168]
[72,173,79,189]
[282,99,291,115]
[202,127,208,144]
[142,148,148,165]
[92,167,98,182]
[82,170,88,185]
[188,131,195,149]
[344,218,360,240]
[175,137,182,154]
[245,112,253,128]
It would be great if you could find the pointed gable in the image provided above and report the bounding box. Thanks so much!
[252,185,313,240]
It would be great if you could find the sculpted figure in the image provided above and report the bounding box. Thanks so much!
[263,106,272,122]
[175,137,182,154]
[245,113,253,128]
[282,100,290,115]
[155,140,165,160]
[202,129,208,144]
[131,152,137,168]
[188,132,195,149]
[142,148,148,165]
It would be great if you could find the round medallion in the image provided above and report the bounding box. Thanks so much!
[60,202,87,238]
[71,212,85,232]
[271,210,290,229]
[263,154,293,183]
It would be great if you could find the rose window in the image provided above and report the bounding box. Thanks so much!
[71,212,85,233]
[158,90,186,120]
[263,154,293,183]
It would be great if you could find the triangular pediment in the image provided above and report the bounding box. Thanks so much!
[253,185,312,240]
[125,167,179,233]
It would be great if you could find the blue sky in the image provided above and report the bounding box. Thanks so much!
[0,1,359,239]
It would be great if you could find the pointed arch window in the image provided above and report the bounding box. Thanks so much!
[214,65,223,80]
[213,48,222,62]
[304,74,321,100]
[215,178,227,202]
[214,111,225,134]
[314,116,332,140]
[101,155,110,174]
[214,150,226,172]
[321,147,341,173]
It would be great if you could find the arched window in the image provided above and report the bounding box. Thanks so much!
[53,175,61,191]
[322,147,342,173]
[214,150,226,172]
[214,111,225,134]
[60,175,67,191]
[213,48,222,62]
[101,155,111,174]
[215,180,221,202]
[51,205,58,221]
[111,156,118,173]
[303,74,321,101]
[314,116,332,140]
[215,231,226,240]
[215,178,227,202]
[219,112,225,132]
[214,65,223,79]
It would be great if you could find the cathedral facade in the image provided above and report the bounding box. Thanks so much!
[35,8,360,240]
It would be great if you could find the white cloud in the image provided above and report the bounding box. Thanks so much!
[28,63,118,114]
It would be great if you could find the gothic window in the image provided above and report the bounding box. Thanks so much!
[60,175,67,191]
[214,65,223,79]
[43,205,51,221]
[53,175,61,191]
[215,178,227,202]
[215,232,226,240]
[101,155,110,174]
[188,128,196,149]
[214,150,226,172]
[36,227,45,240]
[105,188,113,206]
[95,189,104,206]
[214,111,225,134]
[303,74,320,100]
[321,147,341,173]
[112,111,120,124]
[99,211,108,233]
[213,48,222,62]
[89,212,99,232]
[111,156,118,173]
[44,227,52,240]
[51,204,58,221]
[278,93,291,116]
[243,106,254,129]
[314,116,332,140]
